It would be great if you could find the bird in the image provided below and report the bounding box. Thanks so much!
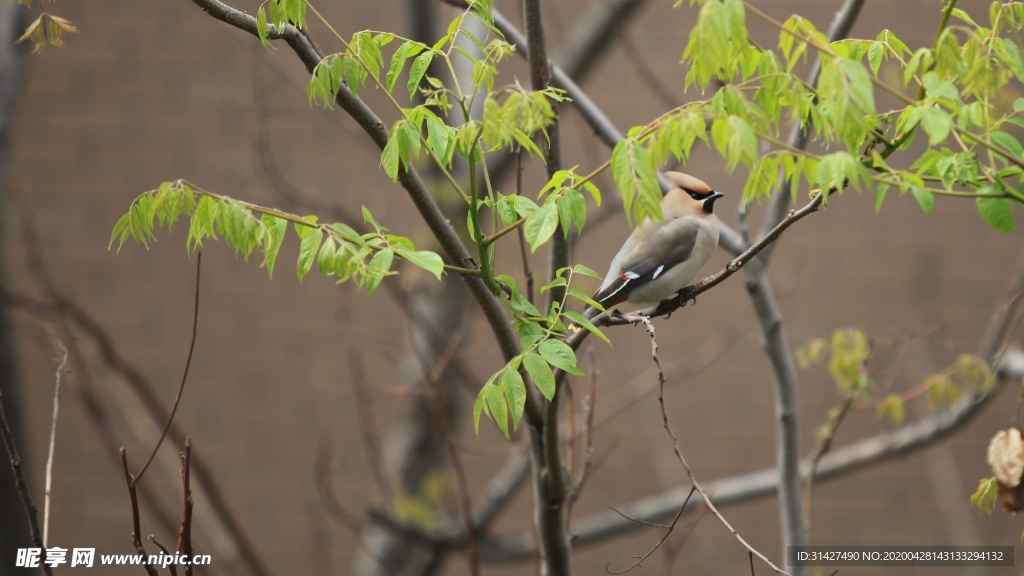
[583,171,724,321]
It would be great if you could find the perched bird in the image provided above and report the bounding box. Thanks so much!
[584,172,724,320]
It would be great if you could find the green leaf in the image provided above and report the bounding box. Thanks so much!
[512,194,539,217]
[426,116,453,166]
[523,353,555,401]
[910,186,934,215]
[365,248,394,294]
[991,131,1024,161]
[874,393,905,426]
[328,222,367,246]
[566,189,586,234]
[970,477,998,515]
[385,41,421,93]
[407,51,434,100]
[256,6,274,50]
[568,288,604,311]
[472,387,486,435]
[523,202,559,253]
[922,71,958,101]
[261,214,287,278]
[867,41,884,75]
[400,249,445,280]
[297,226,323,281]
[562,311,611,345]
[977,196,1014,232]
[495,195,516,225]
[538,339,584,376]
[500,368,526,431]
[381,131,401,182]
[949,7,978,27]
[842,57,875,114]
[516,320,545,349]
[484,383,510,439]
[317,237,337,276]
[572,264,600,278]
[874,183,889,214]
[293,214,319,238]
[917,106,951,145]
[110,213,131,251]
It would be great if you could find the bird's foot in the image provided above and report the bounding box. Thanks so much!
[676,291,697,308]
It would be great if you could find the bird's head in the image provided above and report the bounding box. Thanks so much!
[664,171,725,215]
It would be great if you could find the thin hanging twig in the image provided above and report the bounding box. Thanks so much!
[42,339,69,547]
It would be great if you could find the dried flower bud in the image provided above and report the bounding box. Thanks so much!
[988,428,1024,488]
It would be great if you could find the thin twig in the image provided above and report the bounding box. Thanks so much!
[656,499,707,576]
[136,253,202,482]
[42,339,69,548]
[121,448,159,576]
[0,284,271,576]
[0,390,51,576]
[179,439,194,576]
[149,535,177,576]
[514,147,534,304]
[407,322,480,576]
[637,316,791,575]
[604,487,695,574]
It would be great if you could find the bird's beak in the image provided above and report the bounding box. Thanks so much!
[708,191,725,200]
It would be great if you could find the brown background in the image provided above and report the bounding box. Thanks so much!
[2,0,1023,574]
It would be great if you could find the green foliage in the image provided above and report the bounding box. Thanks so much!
[126,0,1024,441]
[970,477,998,515]
[799,329,999,438]
[111,181,445,291]
[256,0,307,49]
[473,265,605,436]
[827,328,872,396]
[16,12,79,53]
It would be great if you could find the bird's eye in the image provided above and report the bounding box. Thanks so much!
[687,190,702,200]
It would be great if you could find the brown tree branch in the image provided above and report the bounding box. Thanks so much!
[42,339,68,548]
[135,253,202,482]
[0,389,51,576]
[637,316,790,575]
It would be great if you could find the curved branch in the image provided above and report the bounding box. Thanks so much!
[574,190,824,335]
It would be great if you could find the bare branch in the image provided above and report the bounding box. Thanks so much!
[42,339,69,548]
[636,316,791,575]
[578,191,824,333]
[136,252,202,482]
[0,389,51,576]
[178,439,194,576]
[120,449,159,576]
[604,489,694,575]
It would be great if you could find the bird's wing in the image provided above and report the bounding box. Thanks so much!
[591,218,699,307]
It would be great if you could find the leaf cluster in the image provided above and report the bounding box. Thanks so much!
[797,328,996,436]
[110,181,445,289]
